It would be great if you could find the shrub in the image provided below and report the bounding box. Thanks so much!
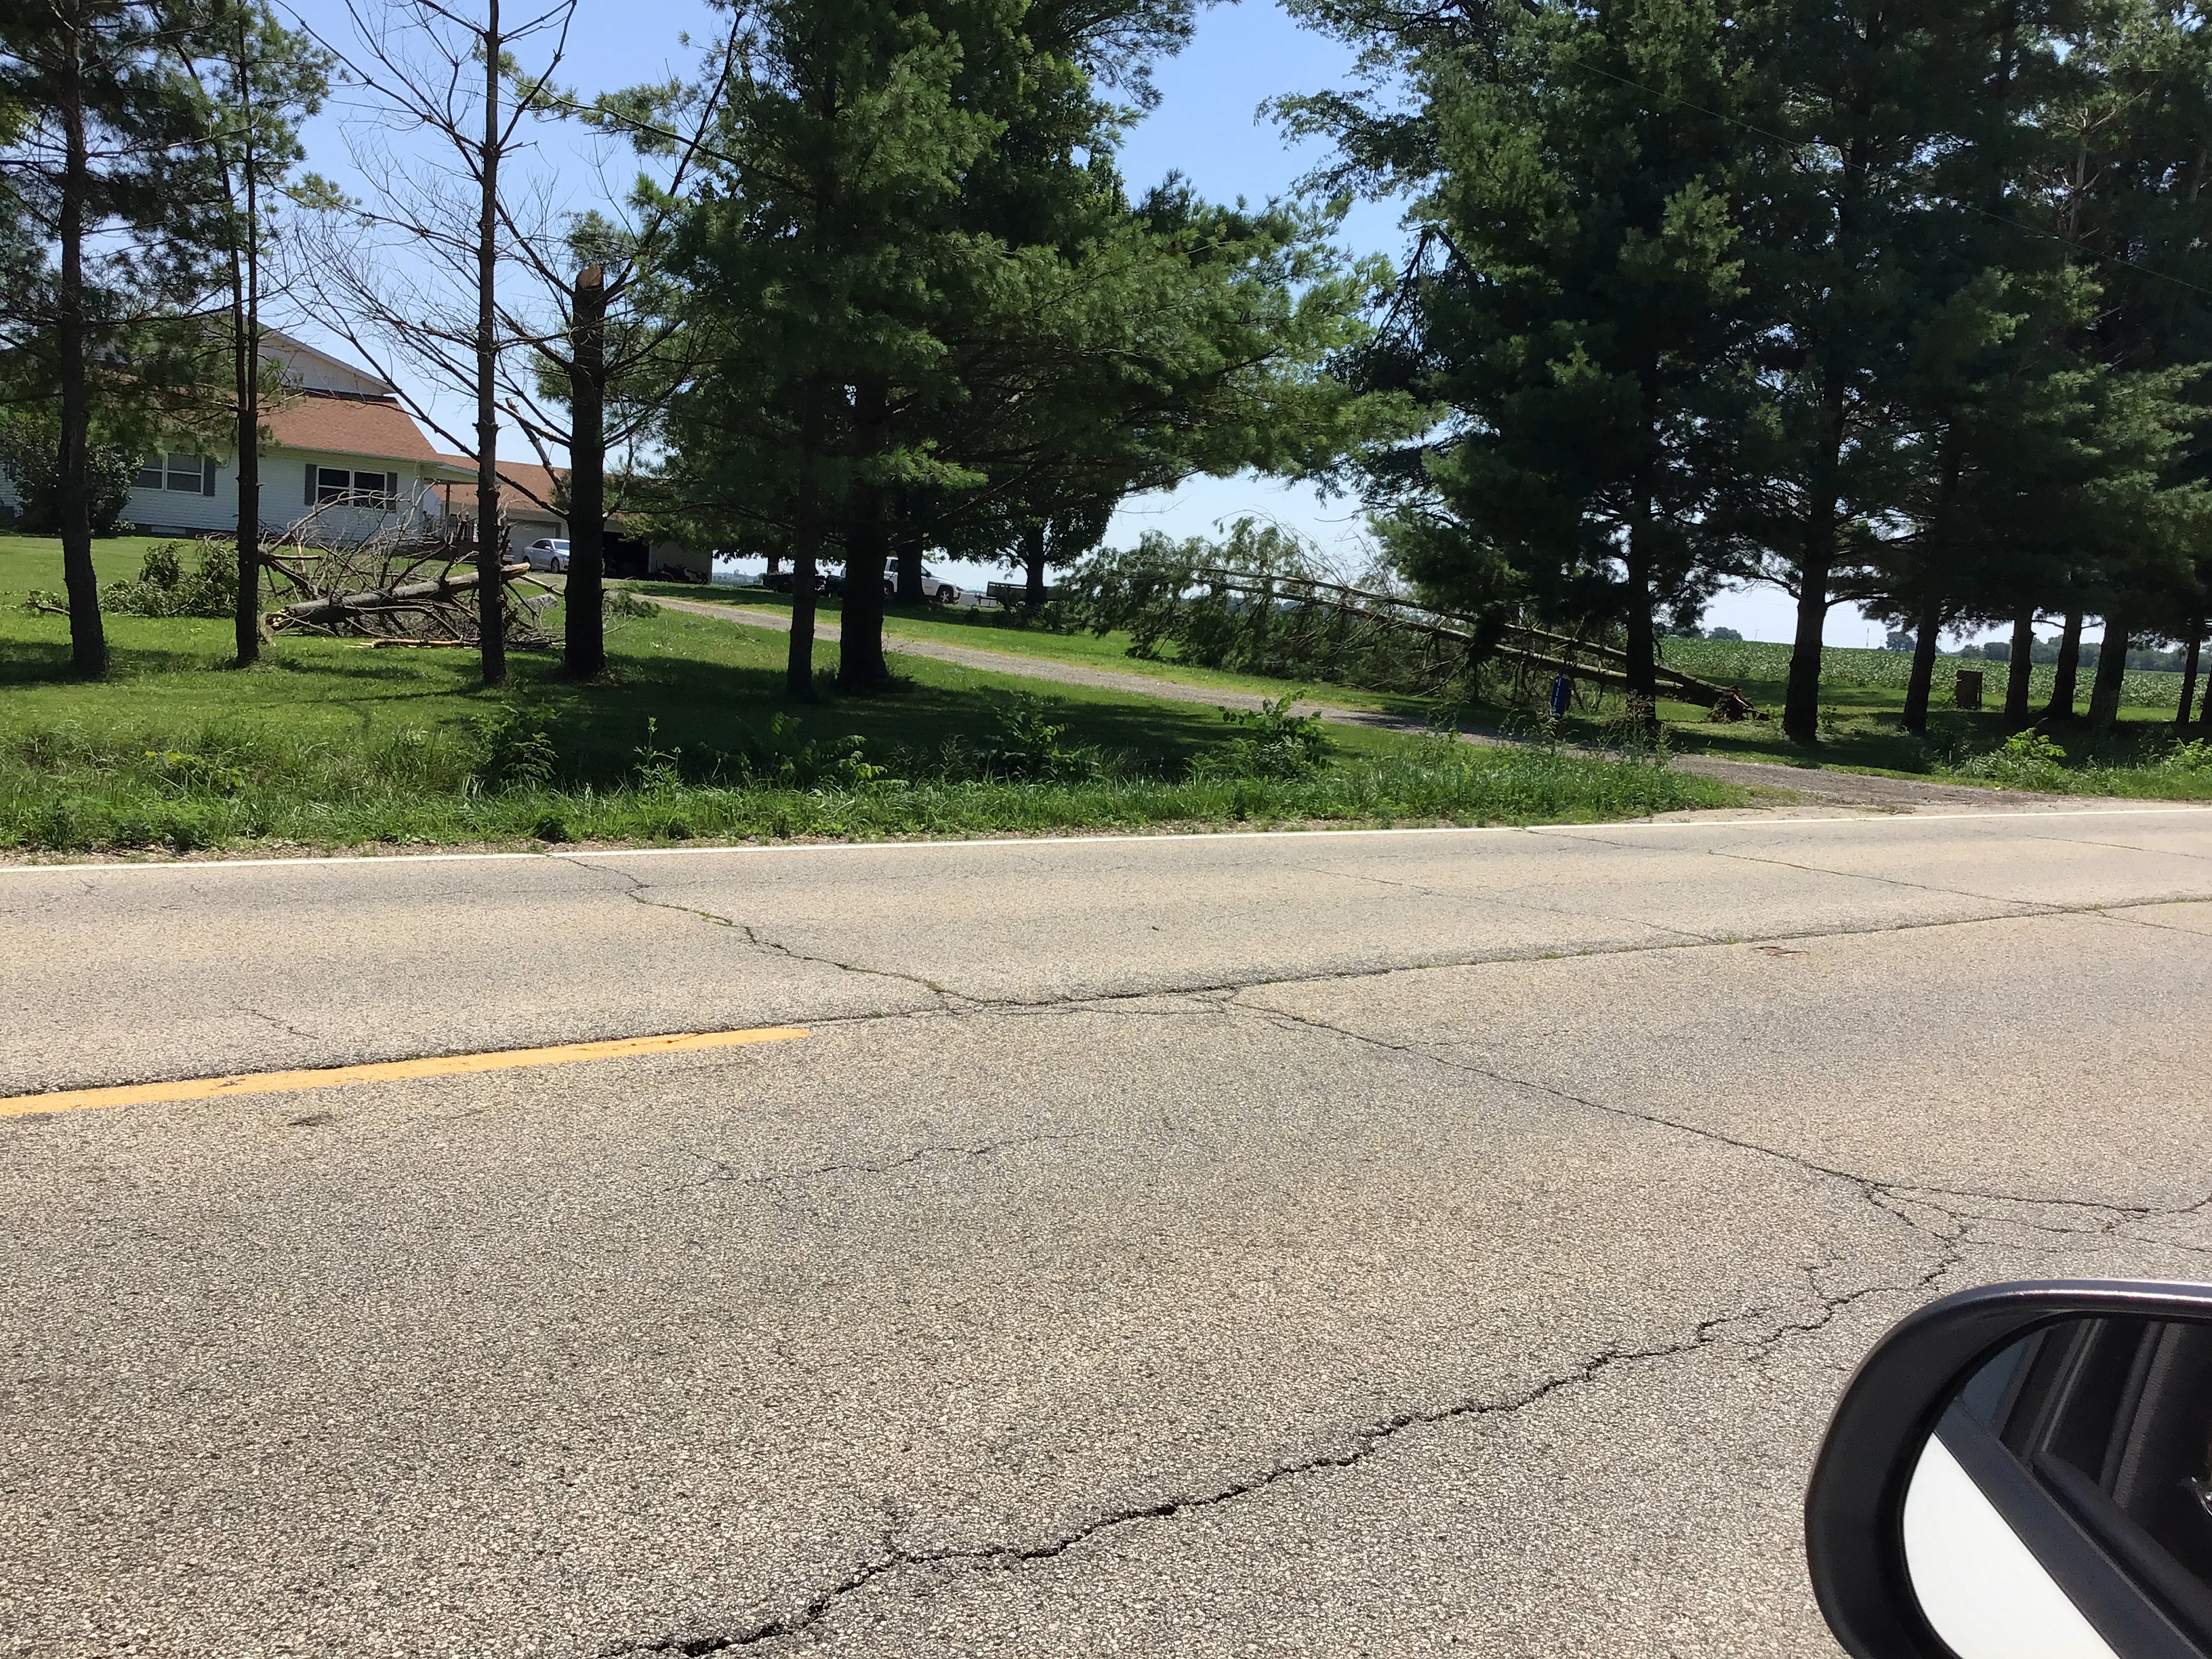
[2156,738,2212,774]
[474,702,559,792]
[972,695,1107,782]
[727,712,886,789]
[1959,730,2072,792]
[0,415,140,535]
[105,542,239,618]
[1191,695,1333,780]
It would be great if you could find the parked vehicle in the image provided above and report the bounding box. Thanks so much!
[523,537,571,573]
[1807,1277,2212,1659]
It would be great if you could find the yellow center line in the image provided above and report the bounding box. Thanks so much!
[0,1026,811,1118]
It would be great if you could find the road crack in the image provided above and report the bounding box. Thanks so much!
[569,859,954,1003]
[600,1280,1931,1656]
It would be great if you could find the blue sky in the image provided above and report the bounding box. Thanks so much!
[282,0,1910,644]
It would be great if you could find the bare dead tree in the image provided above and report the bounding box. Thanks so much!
[287,0,577,688]
[178,1,329,668]
[485,46,734,678]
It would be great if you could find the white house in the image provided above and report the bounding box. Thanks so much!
[114,332,472,541]
[5,329,712,570]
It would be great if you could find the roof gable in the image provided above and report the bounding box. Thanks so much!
[260,329,394,398]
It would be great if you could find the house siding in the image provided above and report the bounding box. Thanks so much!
[120,449,451,539]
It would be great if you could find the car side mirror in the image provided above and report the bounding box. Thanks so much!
[1807,1280,2212,1659]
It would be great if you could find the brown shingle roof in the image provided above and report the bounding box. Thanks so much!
[263,392,445,466]
[434,457,567,516]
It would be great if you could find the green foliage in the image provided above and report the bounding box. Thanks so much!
[727,713,886,790]
[1061,519,1484,697]
[102,541,237,617]
[2157,738,2212,774]
[0,417,139,535]
[1957,731,2071,791]
[474,702,559,792]
[142,747,246,795]
[1191,695,1334,781]
[965,695,1104,782]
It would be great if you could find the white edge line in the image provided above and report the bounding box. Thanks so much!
[0,804,2207,876]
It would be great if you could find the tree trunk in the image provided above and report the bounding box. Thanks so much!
[1022,521,1046,607]
[838,374,890,689]
[785,380,822,699]
[893,487,923,603]
[1782,394,1846,743]
[56,9,104,676]
[1621,369,1659,722]
[1622,517,1658,720]
[565,263,607,679]
[2086,616,2130,734]
[2177,627,2203,732]
[2003,609,2034,730]
[1901,592,1944,735]
[473,0,506,688]
[230,5,261,667]
[2045,611,2082,719]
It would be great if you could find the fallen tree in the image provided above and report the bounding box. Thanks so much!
[246,498,554,648]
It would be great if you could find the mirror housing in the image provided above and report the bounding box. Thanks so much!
[1807,1279,2212,1659]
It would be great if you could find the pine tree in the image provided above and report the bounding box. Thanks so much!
[1345,0,1761,712]
[0,0,232,674]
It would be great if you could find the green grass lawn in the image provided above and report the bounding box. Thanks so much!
[668,579,2212,800]
[0,538,1742,853]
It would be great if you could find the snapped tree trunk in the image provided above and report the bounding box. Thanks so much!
[565,262,607,679]
[785,380,823,699]
[1022,521,1046,607]
[2003,609,2035,729]
[838,373,890,689]
[2045,611,2083,719]
[472,0,506,688]
[1901,593,1944,735]
[56,9,104,676]
[2085,616,2130,733]
[2177,627,2203,732]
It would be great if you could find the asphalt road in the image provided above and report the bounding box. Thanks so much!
[6,804,2212,1657]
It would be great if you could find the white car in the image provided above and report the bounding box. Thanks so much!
[524,537,571,573]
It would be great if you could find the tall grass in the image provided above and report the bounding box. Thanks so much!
[0,720,1740,853]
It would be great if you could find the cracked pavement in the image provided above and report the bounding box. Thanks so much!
[3,803,2211,1656]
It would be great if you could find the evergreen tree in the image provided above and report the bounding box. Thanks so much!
[662,0,1008,697]
[0,0,232,674]
[1337,0,1760,712]
[1729,0,2000,742]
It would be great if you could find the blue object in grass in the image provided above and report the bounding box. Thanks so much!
[1549,675,1571,718]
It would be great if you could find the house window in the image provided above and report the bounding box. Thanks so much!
[138,453,213,493]
[314,466,398,507]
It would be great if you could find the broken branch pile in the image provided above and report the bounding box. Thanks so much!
[249,499,554,648]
